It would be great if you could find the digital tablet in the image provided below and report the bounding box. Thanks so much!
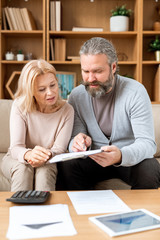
[89,209,160,237]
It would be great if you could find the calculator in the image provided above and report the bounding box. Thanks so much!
[6,190,50,204]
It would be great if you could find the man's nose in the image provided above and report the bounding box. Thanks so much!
[88,72,96,82]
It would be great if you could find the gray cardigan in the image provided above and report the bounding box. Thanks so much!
[68,75,156,167]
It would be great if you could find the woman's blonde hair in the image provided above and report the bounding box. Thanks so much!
[15,59,61,113]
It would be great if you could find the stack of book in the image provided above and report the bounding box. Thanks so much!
[50,1,61,31]
[2,7,37,30]
[50,38,66,61]
[72,26,103,32]
[67,56,80,62]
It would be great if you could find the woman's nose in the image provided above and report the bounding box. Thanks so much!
[46,88,52,94]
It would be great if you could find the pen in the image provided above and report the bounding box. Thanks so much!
[82,136,86,150]
[83,143,86,150]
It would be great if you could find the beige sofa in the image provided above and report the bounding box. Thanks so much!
[0,99,160,191]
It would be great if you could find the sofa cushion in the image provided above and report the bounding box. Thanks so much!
[156,158,160,164]
[0,99,13,152]
[0,153,11,191]
[152,104,160,158]
[95,178,131,190]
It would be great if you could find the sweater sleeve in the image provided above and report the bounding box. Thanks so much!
[68,88,89,152]
[9,101,31,163]
[50,103,74,155]
[120,86,156,167]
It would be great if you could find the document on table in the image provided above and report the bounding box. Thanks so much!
[67,190,130,215]
[6,204,77,239]
[49,149,102,163]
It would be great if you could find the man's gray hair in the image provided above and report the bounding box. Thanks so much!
[79,37,118,72]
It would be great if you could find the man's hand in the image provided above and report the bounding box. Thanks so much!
[72,133,92,152]
[90,145,122,167]
[24,146,52,168]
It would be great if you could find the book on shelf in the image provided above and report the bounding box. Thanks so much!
[50,1,61,31]
[8,7,18,30]
[19,8,26,30]
[67,56,80,61]
[72,26,103,32]
[3,7,36,31]
[20,8,28,30]
[50,1,56,31]
[4,7,14,30]
[54,38,66,61]
[12,8,21,30]
[20,8,37,30]
[15,8,25,31]
[50,39,55,60]
[2,8,8,30]
[55,1,61,31]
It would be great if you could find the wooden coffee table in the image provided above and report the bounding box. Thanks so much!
[0,189,160,240]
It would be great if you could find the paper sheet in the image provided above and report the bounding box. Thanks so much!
[67,190,130,215]
[49,149,102,163]
[7,204,77,239]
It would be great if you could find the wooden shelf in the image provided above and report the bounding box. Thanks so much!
[50,61,137,65]
[50,31,138,36]
[143,31,160,35]
[143,61,160,64]
[0,0,160,102]
[1,30,43,34]
[1,60,29,64]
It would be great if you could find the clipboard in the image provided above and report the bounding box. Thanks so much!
[49,149,102,163]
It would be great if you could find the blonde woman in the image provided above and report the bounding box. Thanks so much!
[1,59,74,191]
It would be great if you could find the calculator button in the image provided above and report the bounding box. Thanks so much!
[18,191,26,198]
[41,191,48,197]
[35,191,41,197]
[24,190,32,198]
[12,191,21,198]
[30,190,37,197]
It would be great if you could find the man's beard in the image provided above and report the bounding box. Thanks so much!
[82,71,114,98]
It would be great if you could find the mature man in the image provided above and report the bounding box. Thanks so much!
[58,37,160,190]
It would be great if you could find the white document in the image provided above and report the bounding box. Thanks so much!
[7,204,77,239]
[67,190,130,215]
[49,149,102,163]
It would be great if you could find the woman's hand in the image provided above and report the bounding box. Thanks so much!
[24,145,52,168]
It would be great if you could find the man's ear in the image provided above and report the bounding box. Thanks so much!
[112,62,117,74]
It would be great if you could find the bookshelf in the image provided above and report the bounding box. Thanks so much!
[0,0,45,99]
[47,0,139,95]
[1,0,160,103]
[142,0,160,103]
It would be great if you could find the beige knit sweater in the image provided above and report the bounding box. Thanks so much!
[9,100,74,163]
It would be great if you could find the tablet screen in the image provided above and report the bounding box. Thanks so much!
[89,209,160,237]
